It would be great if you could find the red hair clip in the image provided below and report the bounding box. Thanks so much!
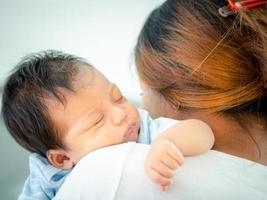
[219,0,267,17]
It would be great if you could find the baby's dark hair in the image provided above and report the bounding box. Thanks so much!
[1,50,92,157]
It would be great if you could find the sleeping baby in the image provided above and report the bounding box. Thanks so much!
[1,50,214,200]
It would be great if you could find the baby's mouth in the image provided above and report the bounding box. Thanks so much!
[123,122,138,142]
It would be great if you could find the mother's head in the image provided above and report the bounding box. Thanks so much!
[135,0,267,161]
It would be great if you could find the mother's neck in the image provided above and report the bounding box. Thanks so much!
[178,111,267,165]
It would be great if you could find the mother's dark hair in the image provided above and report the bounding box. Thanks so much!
[135,0,267,118]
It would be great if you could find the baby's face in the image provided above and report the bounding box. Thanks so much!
[47,66,140,163]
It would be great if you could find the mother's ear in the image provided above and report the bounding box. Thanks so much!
[47,149,75,170]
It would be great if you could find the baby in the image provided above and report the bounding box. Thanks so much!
[1,50,214,200]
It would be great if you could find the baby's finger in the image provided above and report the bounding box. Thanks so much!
[152,161,174,178]
[160,184,170,192]
[167,144,185,165]
[147,168,173,186]
[160,154,179,170]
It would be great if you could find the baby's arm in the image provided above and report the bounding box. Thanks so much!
[145,119,214,191]
[156,119,214,156]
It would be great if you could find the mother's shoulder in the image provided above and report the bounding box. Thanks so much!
[55,143,267,200]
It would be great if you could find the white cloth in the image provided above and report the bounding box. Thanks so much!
[54,142,267,200]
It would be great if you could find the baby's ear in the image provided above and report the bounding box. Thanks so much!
[47,149,74,170]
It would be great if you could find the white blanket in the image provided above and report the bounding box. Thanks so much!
[54,142,267,200]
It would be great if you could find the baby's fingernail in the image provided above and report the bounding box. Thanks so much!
[161,186,169,191]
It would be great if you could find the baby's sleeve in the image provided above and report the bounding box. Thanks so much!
[17,174,49,200]
[17,153,69,200]
[138,109,179,144]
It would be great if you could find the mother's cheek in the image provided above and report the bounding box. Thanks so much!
[141,90,164,118]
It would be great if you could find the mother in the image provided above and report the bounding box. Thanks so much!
[55,0,267,199]
[136,0,267,165]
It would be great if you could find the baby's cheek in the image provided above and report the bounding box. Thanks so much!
[127,103,139,119]
[134,107,141,123]
[71,140,94,163]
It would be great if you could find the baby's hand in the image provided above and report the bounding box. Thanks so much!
[145,139,184,191]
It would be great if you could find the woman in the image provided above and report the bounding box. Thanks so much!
[134,0,267,196]
[136,0,267,165]
[55,0,267,199]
